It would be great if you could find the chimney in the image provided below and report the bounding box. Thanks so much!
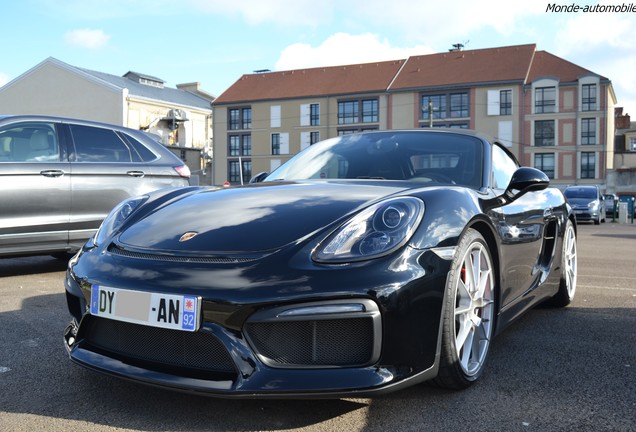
[177,82,201,92]
[616,108,631,129]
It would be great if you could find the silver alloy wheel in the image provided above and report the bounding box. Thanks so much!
[453,241,495,377]
[562,223,578,298]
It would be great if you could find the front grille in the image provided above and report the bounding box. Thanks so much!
[107,244,266,264]
[245,317,375,367]
[81,316,236,376]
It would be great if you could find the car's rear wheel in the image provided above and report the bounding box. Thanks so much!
[544,219,577,307]
[434,228,495,389]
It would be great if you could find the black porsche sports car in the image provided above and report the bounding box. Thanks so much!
[64,129,577,397]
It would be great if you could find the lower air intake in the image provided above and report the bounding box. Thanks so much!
[81,316,236,376]
[245,317,376,367]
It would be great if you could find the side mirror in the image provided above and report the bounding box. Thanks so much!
[503,167,549,202]
[249,171,269,184]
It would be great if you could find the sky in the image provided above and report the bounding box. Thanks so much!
[1,0,636,116]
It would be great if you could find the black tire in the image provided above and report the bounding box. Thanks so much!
[544,219,577,307]
[434,229,496,389]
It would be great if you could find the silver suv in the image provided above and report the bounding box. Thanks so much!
[0,115,191,258]
[563,184,606,225]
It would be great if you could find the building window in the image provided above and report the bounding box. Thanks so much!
[338,129,359,136]
[421,92,469,122]
[228,107,252,130]
[338,99,379,124]
[450,93,469,118]
[310,131,320,145]
[229,109,240,131]
[310,104,320,126]
[534,120,555,146]
[338,101,359,124]
[534,153,555,179]
[581,118,596,145]
[361,99,379,123]
[421,94,447,120]
[535,87,556,113]
[420,122,468,129]
[228,160,240,182]
[581,152,595,178]
[487,89,512,116]
[228,134,251,156]
[242,108,252,129]
[242,160,252,183]
[582,84,596,111]
[243,135,251,155]
[500,90,512,115]
[272,133,280,155]
[228,159,252,184]
[630,137,636,151]
[337,126,379,135]
[229,135,240,156]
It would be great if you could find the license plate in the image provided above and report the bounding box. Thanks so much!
[90,285,199,332]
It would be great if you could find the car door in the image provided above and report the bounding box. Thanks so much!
[0,120,71,255]
[64,122,154,249]
[487,144,557,313]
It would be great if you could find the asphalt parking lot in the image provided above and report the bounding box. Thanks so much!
[0,222,635,431]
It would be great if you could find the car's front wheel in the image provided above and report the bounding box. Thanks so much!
[434,228,495,389]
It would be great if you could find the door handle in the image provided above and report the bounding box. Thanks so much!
[40,170,65,178]
[126,171,146,178]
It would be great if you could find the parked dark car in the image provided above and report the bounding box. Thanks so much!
[0,115,190,258]
[563,185,605,225]
[603,193,618,218]
[64,129,577,397]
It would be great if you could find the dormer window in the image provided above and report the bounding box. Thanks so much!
[582,83,596,111]
[123,71,165,89]
[139,78,163,88]
[535,87,556,113]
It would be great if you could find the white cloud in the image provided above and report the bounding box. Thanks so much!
[554,5,635,54]
[344,0,541,44]
[275,33,433,71]
[553,2,636,114]
[64,29,111,49]
[188,0,333,26]
[190,0,541,39]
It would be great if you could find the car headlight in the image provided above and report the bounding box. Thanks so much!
[94,196,148,246]
[313,197,424,263]
[588,200,599,209]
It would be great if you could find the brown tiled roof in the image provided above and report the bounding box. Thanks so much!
[388,44,536,90]
[214,60,406,104]
[213,44,608,104]
[527,50,606,82]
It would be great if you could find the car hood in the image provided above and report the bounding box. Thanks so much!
[117,181,409,253]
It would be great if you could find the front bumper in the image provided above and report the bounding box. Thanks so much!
[63,245,450,397]
[572,208,600,221]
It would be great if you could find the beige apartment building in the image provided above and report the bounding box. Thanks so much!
[212,44,616,189]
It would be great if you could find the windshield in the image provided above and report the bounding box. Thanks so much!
[265,131,484,189]
[564,187,597,199]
